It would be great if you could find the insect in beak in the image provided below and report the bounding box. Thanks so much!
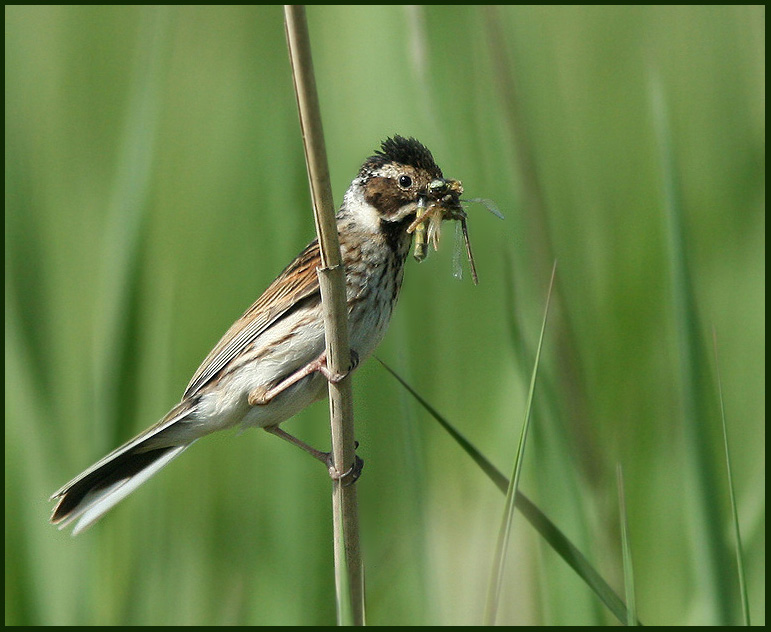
[410,196,430,262]
[407,177,493,285]
[407,178,462,261]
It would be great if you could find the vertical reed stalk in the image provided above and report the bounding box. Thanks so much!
[283,5,364,625]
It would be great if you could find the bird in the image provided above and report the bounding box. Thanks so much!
[50,135,466,535]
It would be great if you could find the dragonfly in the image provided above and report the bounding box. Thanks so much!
[407,178,504,285]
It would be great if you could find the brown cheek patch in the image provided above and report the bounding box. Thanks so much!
[365,177,411,218]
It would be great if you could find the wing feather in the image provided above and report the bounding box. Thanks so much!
[183,240,322,398]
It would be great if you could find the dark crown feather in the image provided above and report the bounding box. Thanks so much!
[362,135,443,178]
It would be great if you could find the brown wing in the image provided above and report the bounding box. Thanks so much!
[183,239,322,399]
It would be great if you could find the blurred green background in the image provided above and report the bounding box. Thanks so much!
[5,5,764,625]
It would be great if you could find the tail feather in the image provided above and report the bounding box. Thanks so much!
[51,401,197,535]
[50,444,191,535]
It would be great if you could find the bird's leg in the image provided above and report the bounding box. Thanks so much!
[264,426,363,484]
[264,425,328,462]
[248,349,359,407]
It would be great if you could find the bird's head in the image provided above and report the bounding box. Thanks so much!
[340,136,463,248]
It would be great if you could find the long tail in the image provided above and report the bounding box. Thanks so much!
[50,402,196,535]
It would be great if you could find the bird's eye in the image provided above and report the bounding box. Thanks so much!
[398,175,412,189]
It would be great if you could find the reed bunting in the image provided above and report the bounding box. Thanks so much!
[50,135,467,534]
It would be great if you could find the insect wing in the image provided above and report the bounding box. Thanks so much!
[466,197,505,220]
[452,220,464,280]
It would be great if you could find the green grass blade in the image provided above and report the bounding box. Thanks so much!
[378,358,642,625]
[713,329,751,626]
[484,262,556,625]
[377,359,506,489]
[616,464,637,626]
[651,75,733,624]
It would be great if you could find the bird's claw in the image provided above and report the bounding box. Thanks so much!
[326,451,364,486]
[319,349,360,384]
